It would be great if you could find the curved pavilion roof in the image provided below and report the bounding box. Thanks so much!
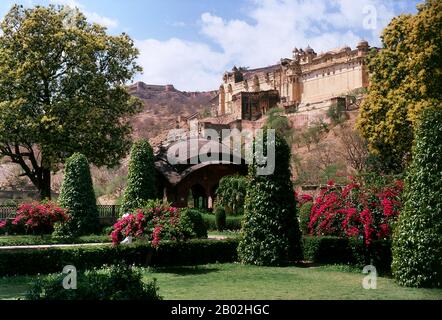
[155,137,246,186]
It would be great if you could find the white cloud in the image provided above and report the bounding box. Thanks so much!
[49,0,118,29]
[136,0,405,91]
[84,11,118,29]
[135,38,228,91]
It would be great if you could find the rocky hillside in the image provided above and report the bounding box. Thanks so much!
[129,82,218,140]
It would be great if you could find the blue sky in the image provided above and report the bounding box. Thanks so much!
[0,0,422,91]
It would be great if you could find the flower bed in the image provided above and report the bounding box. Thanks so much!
[111,201,206,246]
[0,202,68,236]
[308,179,403,246]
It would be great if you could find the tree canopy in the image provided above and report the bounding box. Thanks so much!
[356,0,441,172]
[0,5,142,199]
[215,175,247,216]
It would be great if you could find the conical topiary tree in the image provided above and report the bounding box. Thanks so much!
[392,107,442,288]
[238,131,302,266]
[121,139,157,215]
[57,153,100,236]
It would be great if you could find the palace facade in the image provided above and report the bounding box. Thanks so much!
[218,40,370,120]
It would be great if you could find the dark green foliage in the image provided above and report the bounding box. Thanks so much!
[179,208,208,239]
[27,264,161,300]
[299,202,313,235]
[215,175,248,216]
[264,108,293,144]
[121,140,157,215]
[0,239,239,276]
[327,102,347,125]
[0,235,110,247]
[303,236,365,266]
[238,132,302,266]
[215,206,226,231]
[202,213,243,231]
[392,107,442,288]
[303,236,392,274]
[56,153,99,237]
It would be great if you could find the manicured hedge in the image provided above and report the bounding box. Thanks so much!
[0,235,111,247]
[0,239,239,276]
[303,236,392,274]
[203,214,243,231]
[0,236,392,276]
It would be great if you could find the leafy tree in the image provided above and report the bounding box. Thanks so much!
[392,107,442,288]
[121,139,157,214]
[264,108,293,144]
[0,5,142,199]
[300,120,329,151]
[215,175,247,216]
[327,102,347,125]
[357,0,442,172]
[238,131,302,266]
[56,153,100,236]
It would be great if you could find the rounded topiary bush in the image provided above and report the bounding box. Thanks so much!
[392,107,442,288]
[121,139,157,215]
[238,131,302,266]
[179,208,208,239]
[299,202,313,235]
[56,153,100,237]
[215,206,226,231]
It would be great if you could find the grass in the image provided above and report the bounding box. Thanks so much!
[1,263,441,300]
[0,234,111,247]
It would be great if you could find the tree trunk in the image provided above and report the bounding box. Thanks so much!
[39,167,52,201]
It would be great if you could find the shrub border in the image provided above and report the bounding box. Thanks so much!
[0,239,239,276]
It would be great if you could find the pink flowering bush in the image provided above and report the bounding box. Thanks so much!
[0,202,69,235]
[294,192,314,207]
[309,179,403,246]
[111,201,191,247]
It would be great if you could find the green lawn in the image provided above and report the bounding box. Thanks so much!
[0,234,111,247]
[1,263,441,300]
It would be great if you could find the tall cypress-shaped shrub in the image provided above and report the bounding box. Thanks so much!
[57,153,99,236]
[238,131,302,266]
[121,139,156,215]
[392,107,442,288]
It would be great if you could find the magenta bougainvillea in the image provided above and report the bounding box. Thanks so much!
[111,203,185,247]
[0,202,69,235]
[294,192,314,207]
[308,179,403,246]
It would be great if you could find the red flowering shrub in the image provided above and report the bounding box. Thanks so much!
[294,192,314,207]
[111,202,190,247]
[309,179,403,246]
[2,202,69,235]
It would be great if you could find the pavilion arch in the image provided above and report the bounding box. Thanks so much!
[154,138,248,211]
